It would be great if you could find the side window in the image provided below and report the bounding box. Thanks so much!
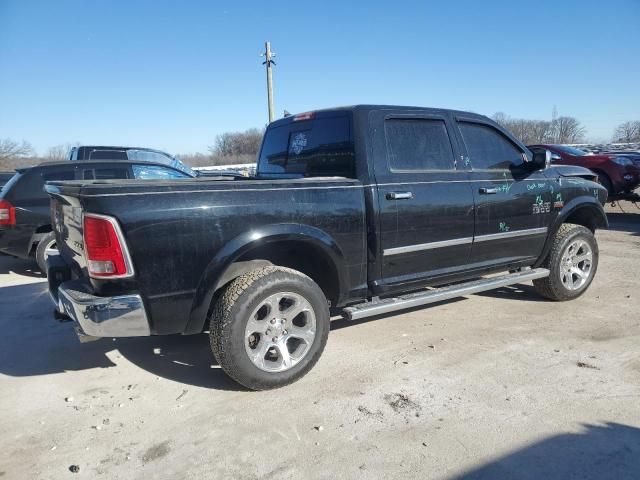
[459,122,524,170]
[385,119,455,171]
[88,168,130,180]
[132,165,190,179]
[42,170,75,182]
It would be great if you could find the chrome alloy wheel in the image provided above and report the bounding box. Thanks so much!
[244,292,316,372]
[44,239,57,259]
[559,239,593,290]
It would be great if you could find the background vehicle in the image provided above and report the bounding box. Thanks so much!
[47,105,608,390]
[1,160,193,271]
[528,144,640,195]
[69,145,196,176]
[0,171,15,189]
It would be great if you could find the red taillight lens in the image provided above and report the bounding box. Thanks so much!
[0,200,16,225]
[83,214,132,278]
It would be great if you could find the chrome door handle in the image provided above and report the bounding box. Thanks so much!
[479,187,498,194]
[386,191,413,200]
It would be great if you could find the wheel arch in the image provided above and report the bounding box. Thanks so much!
[184,224,347,334]
[534,196,607,268]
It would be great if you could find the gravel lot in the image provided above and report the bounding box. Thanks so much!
[0,204,638,480]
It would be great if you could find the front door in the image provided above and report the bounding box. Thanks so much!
[370,110,475,293]
[455,118,549,268]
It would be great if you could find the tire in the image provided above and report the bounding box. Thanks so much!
[35,231,57,273]
[209,266,330,390]
[533,224,598,301]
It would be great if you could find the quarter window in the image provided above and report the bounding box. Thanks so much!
[459,122,524,170]
[385,119,455,171]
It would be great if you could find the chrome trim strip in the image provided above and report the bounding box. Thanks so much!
[474,227,548,243]
[383,227,548,256]
[383,237,473,256]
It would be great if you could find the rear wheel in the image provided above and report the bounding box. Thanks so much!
[35,231,57,273]
[209,266,330,390]
[533,224,598,301]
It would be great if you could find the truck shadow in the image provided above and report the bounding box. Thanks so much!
[0,254,45,278]
[0,273,242,391]
[606,211,640,236]
[449,422,640,480]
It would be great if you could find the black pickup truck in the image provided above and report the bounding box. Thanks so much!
[46,105,608,390]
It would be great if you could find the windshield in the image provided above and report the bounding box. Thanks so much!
[555,145,587,156]
[126,149,196,177]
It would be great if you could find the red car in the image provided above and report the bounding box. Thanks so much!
[528,144,640,195]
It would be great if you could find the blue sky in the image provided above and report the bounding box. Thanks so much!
[1,0,638,155]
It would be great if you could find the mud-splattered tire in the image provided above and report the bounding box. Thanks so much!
[209,266,330,390]
[35,231,57,273]
[533,224,598,301]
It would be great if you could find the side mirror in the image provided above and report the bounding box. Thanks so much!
[550,153,562,162]
[530,150,551,170]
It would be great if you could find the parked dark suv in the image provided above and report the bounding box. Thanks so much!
[69,145,195,176]
[0,160,192,271]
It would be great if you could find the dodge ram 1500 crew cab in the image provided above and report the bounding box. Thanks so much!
[46,105,608,390]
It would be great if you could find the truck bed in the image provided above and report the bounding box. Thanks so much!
[46,176,367,335]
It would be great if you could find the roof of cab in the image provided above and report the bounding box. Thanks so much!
[269,104,489,127]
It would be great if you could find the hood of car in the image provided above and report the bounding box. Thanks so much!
[546,164,598,182]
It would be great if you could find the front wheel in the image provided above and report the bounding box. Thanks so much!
[533,224,599,301]
[209,266,330,390]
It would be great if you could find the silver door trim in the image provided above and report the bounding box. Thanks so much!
[474,227,548,243]
[383,237,474,256]
[383,227,548,256]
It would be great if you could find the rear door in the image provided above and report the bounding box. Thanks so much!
[370,110,475,292]
[455,118,549,268]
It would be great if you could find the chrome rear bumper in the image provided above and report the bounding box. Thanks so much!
[54,281,151,339]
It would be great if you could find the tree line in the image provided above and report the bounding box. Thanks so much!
[2,118,639,171]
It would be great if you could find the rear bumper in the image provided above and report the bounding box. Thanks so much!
[48,255,151,339]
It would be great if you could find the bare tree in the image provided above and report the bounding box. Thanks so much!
[209,128,263,158]
[0,138,34,163]
[492,114,553,144]
[551,116,586,143]
[612,120,640,143]
[43,143,80,162]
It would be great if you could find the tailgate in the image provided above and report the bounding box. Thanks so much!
[49,189,88,276]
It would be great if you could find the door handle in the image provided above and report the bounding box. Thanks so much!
[386,191,413,200]
[479,187,498,195]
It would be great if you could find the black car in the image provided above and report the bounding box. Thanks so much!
[0,171,15,189]
[46,105,608,390]
[69,145,196,176]
[0,160,192,271]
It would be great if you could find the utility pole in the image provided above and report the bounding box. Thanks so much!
[261,41,276,123]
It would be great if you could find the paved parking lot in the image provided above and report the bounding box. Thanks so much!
[0,205,638,479]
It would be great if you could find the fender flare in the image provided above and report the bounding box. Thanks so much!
[534,195,607,267]
[184,224,347,334]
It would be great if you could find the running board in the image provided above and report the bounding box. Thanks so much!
[343,268,550,321]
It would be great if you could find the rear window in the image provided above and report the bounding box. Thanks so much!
[385,119,455,171]
[257,115,355,178]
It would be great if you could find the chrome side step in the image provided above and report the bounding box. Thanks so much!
[342,268,549,321]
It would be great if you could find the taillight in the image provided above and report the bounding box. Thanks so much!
[83,214,133,278]
[0,200,16,225]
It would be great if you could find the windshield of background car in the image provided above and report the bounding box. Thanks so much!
[257,114,355,178]
[126,149,196,177]
[556,145,587,156]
